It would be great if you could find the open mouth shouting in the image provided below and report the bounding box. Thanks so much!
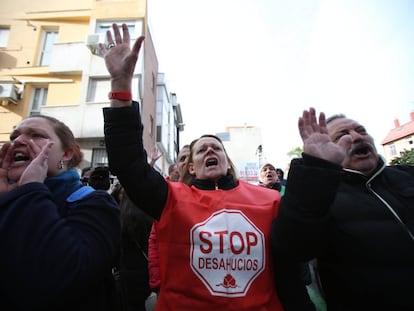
[206,157,218,168]
[12,151,31,167]
[348,142,375,157]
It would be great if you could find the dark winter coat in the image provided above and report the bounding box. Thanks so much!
[119,193,153,311]
[272,153,414,311]
[0,171,120,311]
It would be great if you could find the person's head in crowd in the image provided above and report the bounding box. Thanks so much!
[89,166,111,190]
[259,163,279,187]
[276,168,284,181]
[181,135,237,186]
[81,167,92,185]
[167,163,180,182]
[110,182,125,204]
[7,114,83,183]
[177,145,190,178]
[326,114,379,176]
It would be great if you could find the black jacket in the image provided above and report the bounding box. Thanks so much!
[271,153,414,311]
[119,193,153,311]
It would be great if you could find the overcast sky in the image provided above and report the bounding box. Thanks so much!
[147,0,414,168]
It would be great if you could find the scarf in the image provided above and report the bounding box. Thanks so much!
[44,169,82,203]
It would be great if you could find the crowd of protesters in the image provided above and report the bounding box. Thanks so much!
[2,22,414,311]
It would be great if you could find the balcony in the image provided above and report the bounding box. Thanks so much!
[40,102,109,138]
[49,42,90,75]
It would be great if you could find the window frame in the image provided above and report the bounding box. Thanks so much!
[389,143,397,156]
[29,86,48,116]
[0,26,10,48]
[95,20,141,45]
[86,77,111,103]
[87,75,141,103]
[91,148,109,168]
[38,29,58,66]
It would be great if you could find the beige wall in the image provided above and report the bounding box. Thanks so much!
[93,0,146,20]
[0,0,152,152]
[0,105,23,141]
[142,28,158,153]
[7,0,93,14]
[47,77,82,106]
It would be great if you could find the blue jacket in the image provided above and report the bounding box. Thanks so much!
[0,176,120,310]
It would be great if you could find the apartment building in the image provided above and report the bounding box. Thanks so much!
[0,0,183,176]
[382,112,414,164]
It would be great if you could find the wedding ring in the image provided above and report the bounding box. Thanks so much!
[108,43,116,49]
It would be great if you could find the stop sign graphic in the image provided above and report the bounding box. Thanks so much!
[190,209,265,297]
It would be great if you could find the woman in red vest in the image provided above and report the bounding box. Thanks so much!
[99,23,311,311]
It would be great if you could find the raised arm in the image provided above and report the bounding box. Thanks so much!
[100,24,167,220]
[149,146,162,167]
[271,108,343,260]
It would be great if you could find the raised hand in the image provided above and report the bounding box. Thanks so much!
[0,140,54,195]
[99,23,145,94]
[18,140,53,186]
[149,146,162,167]
[0,142,17,194]
[299,108,349,165]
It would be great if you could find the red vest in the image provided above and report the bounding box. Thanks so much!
[156,180,284,310]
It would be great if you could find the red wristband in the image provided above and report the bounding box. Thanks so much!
[108,91,132,101]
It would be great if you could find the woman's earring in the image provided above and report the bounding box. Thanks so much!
[58,160,64,169]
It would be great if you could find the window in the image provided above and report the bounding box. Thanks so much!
[39,30,58,66]
[389,144,396,156]
[95,21,137,44]
[87,76,140,102]
[93,19,144,48]
[87,78,111,102]
[92,148,108,167]
[0,27,10,48]
[29,87,48,115]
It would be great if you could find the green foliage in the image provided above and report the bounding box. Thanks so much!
[287,146,303,159]
[390,149,414,165]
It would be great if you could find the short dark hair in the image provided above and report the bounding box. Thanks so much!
[276,168,284,178]
[168,163,178,174]
[89,166,110,190]
[326,114,347,124]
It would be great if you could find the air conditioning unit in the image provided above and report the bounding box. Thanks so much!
[0,84,19,104]
[86,34,102,55]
